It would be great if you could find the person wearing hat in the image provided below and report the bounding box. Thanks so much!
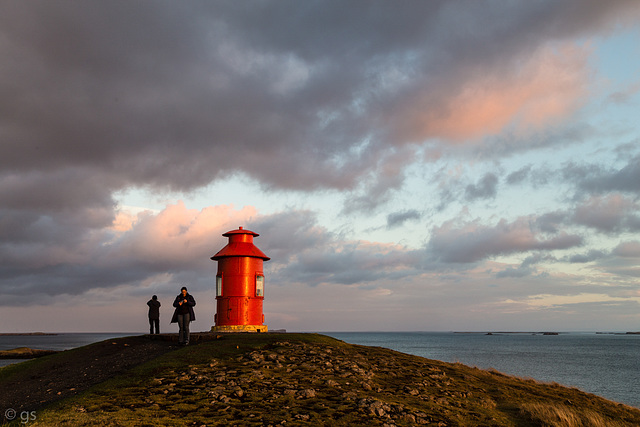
[171,286,196,345]
[147,295,161,334]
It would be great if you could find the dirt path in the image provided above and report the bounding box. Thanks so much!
[0,335,177,419]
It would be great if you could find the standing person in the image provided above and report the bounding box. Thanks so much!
[147,295,161,334]
[171,286,196,345]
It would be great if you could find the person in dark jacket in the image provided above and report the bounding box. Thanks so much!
[171,286,196,345]
[147,295,161,334]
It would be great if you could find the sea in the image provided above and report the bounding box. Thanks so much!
[325,332,640,409]
[1,331,639,408]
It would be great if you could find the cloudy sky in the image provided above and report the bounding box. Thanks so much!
[1,1,640,333]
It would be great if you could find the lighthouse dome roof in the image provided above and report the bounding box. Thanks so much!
[210,226,270,261]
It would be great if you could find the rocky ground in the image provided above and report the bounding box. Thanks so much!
[10,333,640,426]
[147,339,493,425]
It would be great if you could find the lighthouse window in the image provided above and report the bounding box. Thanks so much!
[216,275,223,297]
[256,275,264,297]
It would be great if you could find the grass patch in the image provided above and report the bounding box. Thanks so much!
[520,402,628,427]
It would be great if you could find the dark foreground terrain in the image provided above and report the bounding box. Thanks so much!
[1,333,639,426]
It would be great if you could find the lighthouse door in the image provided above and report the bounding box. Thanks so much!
[226,298,249,323]
[227,299,239,322]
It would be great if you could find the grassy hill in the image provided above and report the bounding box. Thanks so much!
[2,333,640,426]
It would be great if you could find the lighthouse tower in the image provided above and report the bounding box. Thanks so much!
[210,227,270,333]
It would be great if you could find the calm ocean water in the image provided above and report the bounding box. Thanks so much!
[2,331,639,408]
[325,332,640,409]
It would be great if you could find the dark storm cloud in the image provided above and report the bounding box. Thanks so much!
[386,210,421,229]
[612,241,640,258]
[535,212,567,234]
[278,241,423,286]
[2,1,638,194]
[566,250,608,263]
[567,153,640,196]
[496,254,553,278]
[472,123,598,162]
[465,173,498,201]
[428,217,582,264]
[1,0,639,302]
[341,147,414,213]
[534,194,640,235]
[0,169,115,212]
[250,210,331,263]
[436,171,502,211]
[254,210,425,287]
[572,195,640,233]
[506,166,532,185]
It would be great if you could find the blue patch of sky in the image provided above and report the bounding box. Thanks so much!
[593,28,640,84]
[587,29,640,141]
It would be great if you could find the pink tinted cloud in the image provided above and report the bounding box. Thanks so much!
[397,43,589,143]
[106,202,259,268]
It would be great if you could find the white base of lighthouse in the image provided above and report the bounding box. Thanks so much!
[211,324,268,333]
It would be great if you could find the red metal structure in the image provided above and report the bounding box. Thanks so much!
[210,226,270,332]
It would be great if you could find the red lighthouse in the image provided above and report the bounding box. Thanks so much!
[210,227,270,332]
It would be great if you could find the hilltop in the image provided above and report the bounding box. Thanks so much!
[1,333,640,426]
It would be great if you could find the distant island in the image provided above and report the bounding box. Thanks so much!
[455,331,560,335]
[594,332,640,335]
[0,332,57,336]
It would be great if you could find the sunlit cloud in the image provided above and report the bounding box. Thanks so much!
[393,43,589,143]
